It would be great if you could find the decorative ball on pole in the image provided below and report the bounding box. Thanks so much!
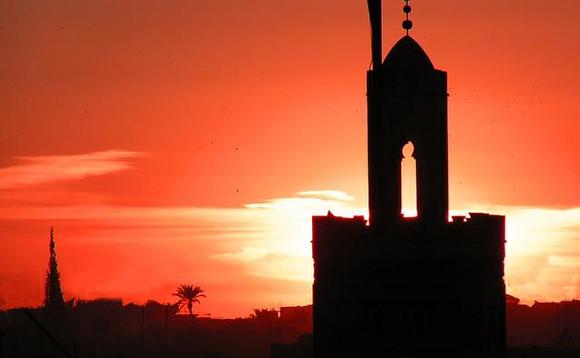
[402,0,413,35]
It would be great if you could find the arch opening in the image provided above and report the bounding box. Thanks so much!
[401,141,417,217]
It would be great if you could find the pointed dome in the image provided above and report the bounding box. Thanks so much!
[383,36,434,71]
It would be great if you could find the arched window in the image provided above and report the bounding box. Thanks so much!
[401,141,417,217]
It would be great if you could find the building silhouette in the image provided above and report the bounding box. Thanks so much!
[312,1,506,357]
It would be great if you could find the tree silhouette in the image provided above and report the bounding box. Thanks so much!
[250,308,278,321]
[44,227,64,309]
[173,284,206,317]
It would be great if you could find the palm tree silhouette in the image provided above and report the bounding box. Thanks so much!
[173,284,206,317]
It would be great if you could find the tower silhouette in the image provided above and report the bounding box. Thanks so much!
[44,226,65,310]
[368,34,448,228]
[312,2,506,356]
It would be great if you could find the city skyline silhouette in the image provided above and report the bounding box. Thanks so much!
[0,0,578,320]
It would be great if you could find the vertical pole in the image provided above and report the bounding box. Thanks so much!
[164,304,169,357]
[367,0,382,71]
[139,305,145,358]
[556,303,560,345]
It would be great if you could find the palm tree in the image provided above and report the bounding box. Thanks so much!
[173,284,206,317]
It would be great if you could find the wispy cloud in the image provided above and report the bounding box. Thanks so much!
[245,192,361,218]
[297,190,353,202]
[0,150,145,189]
[215,247,272,262]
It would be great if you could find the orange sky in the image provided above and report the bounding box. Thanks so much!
[0,1,579,317]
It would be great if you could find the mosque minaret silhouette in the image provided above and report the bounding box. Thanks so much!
[312,1,507,356]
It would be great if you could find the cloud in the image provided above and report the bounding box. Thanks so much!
[0,150,145,189]
[244,194,362,218]
[215,248,312,282]
[297,190,353,202]
[216,247,271,261]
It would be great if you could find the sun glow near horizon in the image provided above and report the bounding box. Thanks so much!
[226,191,580,307]
[0,184,578,316]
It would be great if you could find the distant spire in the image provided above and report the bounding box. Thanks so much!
[44,226,65,309]
[402,0,413,36]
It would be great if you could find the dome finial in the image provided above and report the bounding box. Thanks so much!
[402,0,413,36]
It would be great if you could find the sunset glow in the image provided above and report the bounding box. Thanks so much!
[1,1,578,317]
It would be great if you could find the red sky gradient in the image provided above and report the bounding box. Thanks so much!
[1,1,579,317]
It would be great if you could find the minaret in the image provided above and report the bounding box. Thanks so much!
[367,0,449,227]
[312,3,506,356]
